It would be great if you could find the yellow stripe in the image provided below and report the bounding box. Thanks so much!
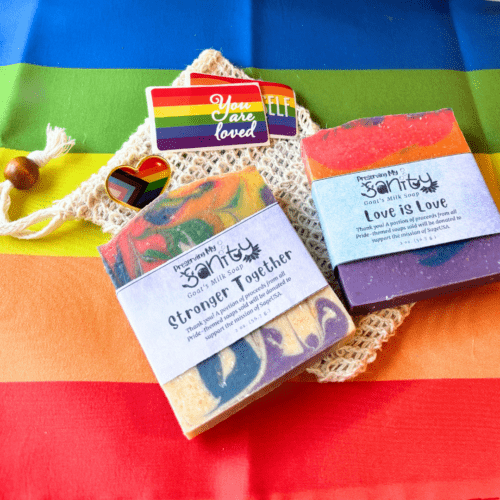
[0,149,499,258]
[262,94,296,108]
[0,148,113,257]
[153,101,265,118]
[474,153,500,210]
[143,170,171,182]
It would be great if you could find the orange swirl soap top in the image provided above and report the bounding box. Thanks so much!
[99,166,275,288]
[301,109,470,183]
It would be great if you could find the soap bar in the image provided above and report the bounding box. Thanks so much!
[99,167,354,438]
[301,109,500,313]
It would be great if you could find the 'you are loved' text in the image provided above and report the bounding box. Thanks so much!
[211,94,258,140]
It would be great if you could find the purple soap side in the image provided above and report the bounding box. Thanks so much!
[255,293,351,390]
[338,234,500,313]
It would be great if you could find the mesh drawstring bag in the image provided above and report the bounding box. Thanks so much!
[0,49,412,382]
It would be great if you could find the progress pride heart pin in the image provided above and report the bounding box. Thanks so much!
[105,156,172,210]
[146,83,270,153]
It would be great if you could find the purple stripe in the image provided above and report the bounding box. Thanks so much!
[155,121,269,150]
[157,130,269,151]
[267,115,297,136]
[268,124,298,137]
[156,121,267,140]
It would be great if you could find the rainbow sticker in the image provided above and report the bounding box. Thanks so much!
[190,73,298,138]
[146,84,270,153]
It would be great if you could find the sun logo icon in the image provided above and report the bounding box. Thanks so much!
[420,180,439,194]
[243,243,261,263]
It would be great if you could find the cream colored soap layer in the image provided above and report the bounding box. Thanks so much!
[163,285,354,438]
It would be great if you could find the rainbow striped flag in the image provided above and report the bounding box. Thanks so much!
[190,73,298,138]
[146,84,270,152]
[1,0,500,498]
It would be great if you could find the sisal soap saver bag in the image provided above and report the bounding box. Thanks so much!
[0,50,412,411]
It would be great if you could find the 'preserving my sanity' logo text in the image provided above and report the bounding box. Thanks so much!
[174,238,261,289]
[358,168,439,199]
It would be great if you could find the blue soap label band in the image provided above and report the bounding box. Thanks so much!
[116,202,328,385]
[311,153,500,269]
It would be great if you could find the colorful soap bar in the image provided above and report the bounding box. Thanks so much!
[301,109,500,313]
[99,167,354,438]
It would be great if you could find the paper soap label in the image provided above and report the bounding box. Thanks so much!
[190,73,298,138]
[146,84,270,153]
[116,203,327,385]
[312,153,500,268]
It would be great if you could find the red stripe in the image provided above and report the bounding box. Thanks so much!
[151,91,263,108]
[121,163,169,178]
[150,84,261,103]
[258,83,295,99]
[1,379,499,498]
[152,93,221,106]
[191,72,296,96]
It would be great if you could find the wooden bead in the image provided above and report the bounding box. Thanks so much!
[4,156,40,190]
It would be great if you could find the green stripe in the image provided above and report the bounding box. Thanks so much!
[464,71,500,156]
[247,68,500,155]
[1,64,500,154]
[154,111,267,129]
[269,105,296,118]
[145,178,169,193]
[0,64,180,154]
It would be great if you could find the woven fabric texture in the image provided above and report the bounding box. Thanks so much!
[21,49,414,382]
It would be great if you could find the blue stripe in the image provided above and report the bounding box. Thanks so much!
[108,176,136,193]
[2,0,499,70]
[267,115,296,128]
[451,1,500,71]
[108,178,136,202]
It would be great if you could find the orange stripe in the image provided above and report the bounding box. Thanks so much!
[191,74,295,98]
[3,253,500,383]
[0,254,155,383]
[259,83,295,99]
[120,165,170,180]
[356,281,500,381]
